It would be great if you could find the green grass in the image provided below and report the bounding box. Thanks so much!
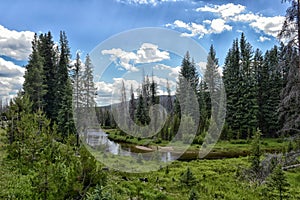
[105,129,289,155]
[100,157,300,200]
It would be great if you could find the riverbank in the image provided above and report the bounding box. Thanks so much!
[105,129,290,159]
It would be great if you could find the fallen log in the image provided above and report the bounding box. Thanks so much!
[282,163,300,170]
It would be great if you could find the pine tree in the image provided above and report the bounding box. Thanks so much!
[23,33,47,112]
[166,79,173,113]
[188,188,199,200]
[72,52,84,110]
[223,34,258,138]
[38,32,58,121]
[266,164,290,200]
[136,93,148,126]
[180,167,197,186]
[82,54,97,109]
[129,84,136,127]
[254,48,266,135]
[118,80,128,129]
[223,39,241,136]
[278,0,300,135]
[250,129,262,174]
[239,33,258,138]
[197,80,209,135]
[175,51,199,117]
[279,0,300,55]
[80,54,98,129]
[57,31,75,137]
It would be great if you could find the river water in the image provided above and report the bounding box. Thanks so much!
[84,129,249,161]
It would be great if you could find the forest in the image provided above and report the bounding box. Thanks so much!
[0,0,300,199]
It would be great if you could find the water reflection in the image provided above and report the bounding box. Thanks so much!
[85,129,176,162]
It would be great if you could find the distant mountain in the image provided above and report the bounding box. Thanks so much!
[96,95,175,110]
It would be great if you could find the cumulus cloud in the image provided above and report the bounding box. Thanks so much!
[196,3,245,19]
[210,18,232,34]
[168,19,231,38]
[0,57,25,99]
[102,48,139,72]
[249,16,285,37]
[258,36,271,42]
[168,3,284,40]
[0,25,34,60]
[102,43,170,72]
[0,58,25,101]
[0,57,25,77]
[153,63,180,78]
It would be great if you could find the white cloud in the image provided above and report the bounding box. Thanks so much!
[231,13,285,37]
[249,16,285,37]
[0,57,25,77]
[0,57,25,101]
[209,19,232,34]
[101,43,170,72]
[171,20,208,38]
[153,64,180,78]
[169,19,231,38]
[258,36,271,42]
[169,3,285,40]
[102,48,139,72]
[116,0,183,6]
[231,13,258,22]
[0,25,34,60]
[136,43,170,63]
[196,3,245,19]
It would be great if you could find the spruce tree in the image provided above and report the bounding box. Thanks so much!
[82,54,97,109]
[223,39,241,136]
[38,32,58,121]
[278,0,300,135]
[175,51,199,117]
[239,33,258,138]
[57,31,75,137]
[129,84,136,127]
[23,33,47,112]
[266,164,290,200]
[136,93,148,126]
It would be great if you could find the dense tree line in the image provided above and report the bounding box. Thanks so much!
[23,31,75,138]
[102,30,299,141]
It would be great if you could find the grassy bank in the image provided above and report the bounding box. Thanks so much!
[105,129,290,155]
[101,156,300,199]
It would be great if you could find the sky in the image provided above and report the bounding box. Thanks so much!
[0,0,290,106]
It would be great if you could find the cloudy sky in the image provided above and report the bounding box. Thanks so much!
[0,0,289,106]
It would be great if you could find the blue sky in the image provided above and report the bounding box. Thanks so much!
[0,0,289,105]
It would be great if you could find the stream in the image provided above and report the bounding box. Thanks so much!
[84,129,250,162]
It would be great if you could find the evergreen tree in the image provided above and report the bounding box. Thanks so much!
[239,33,258,138]
[279,0,300,56]
[266,164,290,200]
[254,48,266,135]
[166,79,173,113]
[175,51,199,118]
[81,54,97,129]
[38,32,58,121]
[180,167,197,186]
[250,129,262,174]
[23,33,47,112]
[57,31,75,137]
[223,39,241,135]
[223,34,258,138]
[82,54,97,109]
[129,84,136,126]
[278,0,300,135]
[188,188,199,200]
[72,52,84,110]
[136,93,149,126]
